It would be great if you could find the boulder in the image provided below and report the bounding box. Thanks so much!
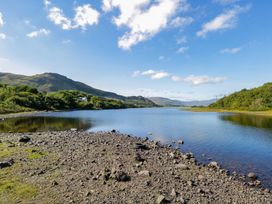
[248,172,257,180]
[19,136,31,143]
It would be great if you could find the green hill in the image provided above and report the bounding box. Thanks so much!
[0,72,155,107]
[0,72,125,99]
[209,83,272,111]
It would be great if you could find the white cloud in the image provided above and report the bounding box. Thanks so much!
[220,47,241,54]
[73,4,100,30]
[170,16,193,28]
[48,4,99,30]
[213,0,238,5]
[133,69,170,80]
[197,5,250,38]
[48,7,72,30]
[44,0,51,8]
[62,39,72,44]
[0,33,6,40]
[172,75,226,85]
[0,12,4,27]
[27,28,50,38]
[177,46,189,54]
[103,0,191,50]
[0,57,9,61]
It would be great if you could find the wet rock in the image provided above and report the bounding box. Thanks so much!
[138,170,151,177]
[111,129,116,133]
[183,152,194,160]
[248,172,257,180]
[19,136,31,143]
[0,159,14,169]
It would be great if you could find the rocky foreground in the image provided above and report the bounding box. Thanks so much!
[0,131,272,204]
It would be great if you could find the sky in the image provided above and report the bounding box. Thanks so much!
[0,0,272,101]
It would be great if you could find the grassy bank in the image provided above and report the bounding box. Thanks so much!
[187,107,272,117]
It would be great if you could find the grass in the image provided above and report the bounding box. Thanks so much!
[26,149,46,160]
[0,142,16,159]
[186,107,272,117]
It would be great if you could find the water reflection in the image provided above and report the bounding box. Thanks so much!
[0,117,92,133]
[220,113,272,129]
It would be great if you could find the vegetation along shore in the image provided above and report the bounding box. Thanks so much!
[0,130,271,203]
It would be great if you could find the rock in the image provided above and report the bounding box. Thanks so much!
[208,161,220,170]
[19,136,31,143]
[175,164,189,170]
[178,140,184,145]
[115,171,130,182]
[52,180,58,186]
[170,188,177,197]
[0,159,14,169]
[134,153,145,162]
[111,129,116,133]
[156,195,168,204]
[148,132,153,135]
[138,170,151,176]
[248,172,257,180]
[134,143,149,150]
[183,152,194,160]
[169,152,175,158]
[70,128,77,131]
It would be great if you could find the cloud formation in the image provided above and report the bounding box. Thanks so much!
[133,70,170,79]
[177,46,189,54]
[197,5,250,38]
[103,0,191,50]
[27,29,50,38]
[172,75,226,85]
[133,70,226,85]
[0,12,6,40]
[48,4,100,30]
[220,47,241,54]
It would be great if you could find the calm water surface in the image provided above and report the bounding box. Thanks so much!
[1,108,272,188]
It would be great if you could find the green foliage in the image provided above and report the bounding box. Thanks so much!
[0,83,154,114]
[210,83,272,111]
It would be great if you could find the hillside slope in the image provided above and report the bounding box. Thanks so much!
[0,72,126,99]
[209,83,272,111]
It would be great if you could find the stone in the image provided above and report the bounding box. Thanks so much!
[248,172,257,180]
[178,140,184,145]
[70,128,77,131]
[0,159,14,169]
[134,143,149,150]
[170,188,177,197]
[115,171,130,182]
[156,195,168,204]
[134,153,145,162]
[175,164,189,170]
[19,136,31,143]
[208,161,220,170]
[138,170,151,177]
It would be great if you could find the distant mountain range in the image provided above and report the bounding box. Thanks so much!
[149,97,217,107]
[0,72,155,106]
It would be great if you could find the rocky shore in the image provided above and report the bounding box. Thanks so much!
[0,130,272,203]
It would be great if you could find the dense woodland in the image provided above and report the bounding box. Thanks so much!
[209,83,272,111]
[0,84,155,114]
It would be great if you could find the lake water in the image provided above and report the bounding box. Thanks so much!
[1,108,272,189]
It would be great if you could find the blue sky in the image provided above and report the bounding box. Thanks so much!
[0,0,271,100]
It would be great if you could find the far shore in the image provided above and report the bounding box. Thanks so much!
[186,107,272,117]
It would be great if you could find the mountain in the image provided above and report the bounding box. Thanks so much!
[0,72,126,99]
[209,83,272,111]
[149,97,216,107]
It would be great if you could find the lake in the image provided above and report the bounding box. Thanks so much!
[1,108,272,189]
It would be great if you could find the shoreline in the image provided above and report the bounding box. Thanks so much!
[186,107,272,117]
[0,130,271,203]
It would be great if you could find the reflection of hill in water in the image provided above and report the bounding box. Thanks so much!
[220,114,272,129]
[0,117,92,133]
